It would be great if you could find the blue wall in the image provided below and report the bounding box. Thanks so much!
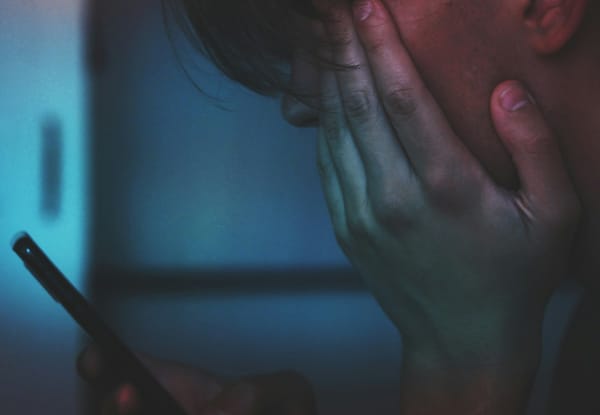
[90,0,348,269]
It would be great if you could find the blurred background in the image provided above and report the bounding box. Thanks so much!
[0,0,403,414]
[0,0,586,414]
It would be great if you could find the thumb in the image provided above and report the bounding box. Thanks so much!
[491,80,579,225]
[135,353,224,407]
[79,344,224,415]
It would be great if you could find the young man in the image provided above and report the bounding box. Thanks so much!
[79,0,599,413]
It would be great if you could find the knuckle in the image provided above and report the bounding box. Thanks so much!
[371,188,417,231]
[316,157,328,179]
[321,116,344,143]
[319,91,339,114]
[362,24,388,54]
[347,215,369,238]
[423,167,471,214]
[341,89,374,122]
[423,164,457,199]
[346,205,374,238]
[384,85,418,119]
[426,191,464,217]
[365,37,387,55]
[423,166,452,194]
[326,25,353,50]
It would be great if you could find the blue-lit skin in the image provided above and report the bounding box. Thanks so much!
[280,0,594,413]
[296,0,589,413]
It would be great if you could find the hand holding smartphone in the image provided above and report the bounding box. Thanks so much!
[12,232,188,415]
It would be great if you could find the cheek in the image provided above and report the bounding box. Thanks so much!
[398,22,520,189]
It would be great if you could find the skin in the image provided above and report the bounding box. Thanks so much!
[285,0,600,288]
[79,0,599,413]
[310,1,577,413]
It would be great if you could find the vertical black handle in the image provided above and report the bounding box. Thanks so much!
[41,115,62,219]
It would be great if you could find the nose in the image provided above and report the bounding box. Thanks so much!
[281,94,319,127]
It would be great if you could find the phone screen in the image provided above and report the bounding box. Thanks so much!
[12,232,188,415]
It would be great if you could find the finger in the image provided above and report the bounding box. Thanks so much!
[319,58,369,213]
[351,0,478,183]
[100,383,137,415]
[77,347,167,414]
[77,345,150,385]
[490,81,580,227]
[319,1,412,190]
[281,48,321,127]
[319,46,377,239]
[78,343,104,383]
[201,371,317,415]
[101,383,140,415]
[317,130,351,254]
[134,353,223,413]
[79,344,223,414]
[115,384,140,415]
[78,343,120,389]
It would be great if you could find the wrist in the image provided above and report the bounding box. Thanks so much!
[402,302,545,363]
[399,312,544,415]
[399,357,539,415]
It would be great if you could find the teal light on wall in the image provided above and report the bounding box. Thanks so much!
[0,1,88,413]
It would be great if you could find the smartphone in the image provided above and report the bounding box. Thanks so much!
[12,232,188,415]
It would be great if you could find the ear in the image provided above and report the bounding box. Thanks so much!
[522,0,589,55]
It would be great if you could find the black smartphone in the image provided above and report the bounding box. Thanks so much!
[12,232,188,415]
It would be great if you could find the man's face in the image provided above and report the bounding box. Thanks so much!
[282,0,522,189]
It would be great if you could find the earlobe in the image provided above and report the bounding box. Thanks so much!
[523,0,589,55]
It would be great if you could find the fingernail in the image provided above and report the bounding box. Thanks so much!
[117,384,139,415]
[500,83,535,112]
[353,0,372,22]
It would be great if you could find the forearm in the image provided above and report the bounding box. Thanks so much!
[398,316,543,415]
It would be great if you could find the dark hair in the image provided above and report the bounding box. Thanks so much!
[161,0,354,103]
